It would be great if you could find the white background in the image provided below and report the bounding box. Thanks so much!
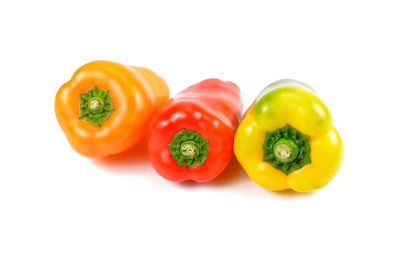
[1,0,399,252]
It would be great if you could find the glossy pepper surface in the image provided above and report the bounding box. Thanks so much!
[55,60,169,157]
[234,79,343,192]
[146,78,242,182]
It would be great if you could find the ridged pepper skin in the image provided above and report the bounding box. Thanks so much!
[55,60,169,158]
[234,79,343,192]
[146,79,242,182]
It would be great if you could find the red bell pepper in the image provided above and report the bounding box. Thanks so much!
[146,78,243,182]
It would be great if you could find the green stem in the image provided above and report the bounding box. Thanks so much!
[262,124,311,175]
[79,86,113,126]
[180,141,199,158]
[88,97,105,114]
[273,138,299,163]
[168,129,209,167]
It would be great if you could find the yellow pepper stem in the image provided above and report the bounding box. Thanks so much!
[273,138,299,163]
[262,124,311,175]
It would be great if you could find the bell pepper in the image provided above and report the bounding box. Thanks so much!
[55,60,169,157]
[146,78,242,182]
[234,79,343,192]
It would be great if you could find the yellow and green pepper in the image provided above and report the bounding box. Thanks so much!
[234,79,343,192]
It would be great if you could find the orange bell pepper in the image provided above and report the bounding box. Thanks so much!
[55,60,169,157]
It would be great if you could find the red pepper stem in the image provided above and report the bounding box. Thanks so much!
[180,141,199,158]
[168,129,209,167]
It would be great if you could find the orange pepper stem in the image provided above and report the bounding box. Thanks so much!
[79,86,113,126]
[88,97,105,114]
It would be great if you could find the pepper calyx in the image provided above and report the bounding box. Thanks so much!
[168,129,209,167]
[262,124,311,175]
[79,86,113,126]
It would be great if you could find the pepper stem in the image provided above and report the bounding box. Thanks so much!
[180,141,199,158]
[79,86,113,126]
[88,97,105,114]
[168,129,209,167]
[262,124,311,175]
[273,138,299,163]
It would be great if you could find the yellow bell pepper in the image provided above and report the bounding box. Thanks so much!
[234,79,343,192]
